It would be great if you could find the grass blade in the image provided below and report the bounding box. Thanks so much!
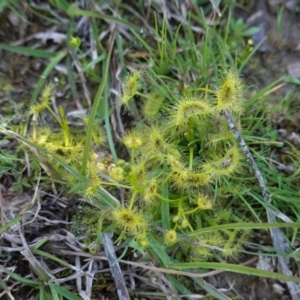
[0,44,56,58]
[2,268,39,287]
[172,261,300,283]
[81,35,114,175]
[188,222,300,236]
[0,216,21,234]
[49,284,81,300]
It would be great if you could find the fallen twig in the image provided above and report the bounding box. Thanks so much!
[102,233,131,300]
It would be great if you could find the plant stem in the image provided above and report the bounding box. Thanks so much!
[156,194,188,203]
[183,207,199,215]
[189,146,194,171]
[81,33,115,176]
[128,191,138,210]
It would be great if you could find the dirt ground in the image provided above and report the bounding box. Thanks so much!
[1,1,300,299]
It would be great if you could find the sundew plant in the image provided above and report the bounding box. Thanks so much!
[22,67,251,259]
[112,67,249,258]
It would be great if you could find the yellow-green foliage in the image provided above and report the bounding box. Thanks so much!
[27,68,250,262]
[99,66,251,259]
[25,85,107,191]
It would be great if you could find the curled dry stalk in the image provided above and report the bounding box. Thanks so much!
[222,109,300,300]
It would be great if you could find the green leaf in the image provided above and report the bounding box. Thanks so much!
[285,76,300,85]
[49,0,69,11]
[161,174,170,230]
[31,249,73,268]
[81,35,114,175]
[82,54,106,73]
[31,237,50,251]
[171,261,300,283]
[48,284,60,300]
[2,268,39,287]
[0,276,10,296]
[49,284,81,300]
[0,44,56,58]
[67,8,140,31]
[193,277,231,300]
[147,233,170,267]
[0,216,21,234]
[39,283,47,300]
[242,26,260,36]
[188,222,300,237]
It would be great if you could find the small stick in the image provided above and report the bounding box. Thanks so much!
[102,233,131,300]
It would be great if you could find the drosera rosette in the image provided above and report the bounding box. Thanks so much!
[167,94,213,132]
[28,83,54,120]
[28,127,52,147]
[203,210,251,258]
[120,70,144,106]
[139,124,171,166]
[28,83,55,141]
[195,193,214,211]
[123,129,144,150]
[179,170,212,190]
[142,177,160,206]
[167,154,212,192]
[221,227,251,258]
[105,66,253,261]
[164,229,178,245]
[46,134,83,164]
[83,159,102,199]
[111,206,149,245]
[142,91,165,120]
[203,117,236,149]
[205,130,235,150]
[122,128,144,164]
[214,67,244,114]
[201,144,244,180]
[188,233,225,261]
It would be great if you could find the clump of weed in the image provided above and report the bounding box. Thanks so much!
[94,66,252,259]
[21,67,252,261]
